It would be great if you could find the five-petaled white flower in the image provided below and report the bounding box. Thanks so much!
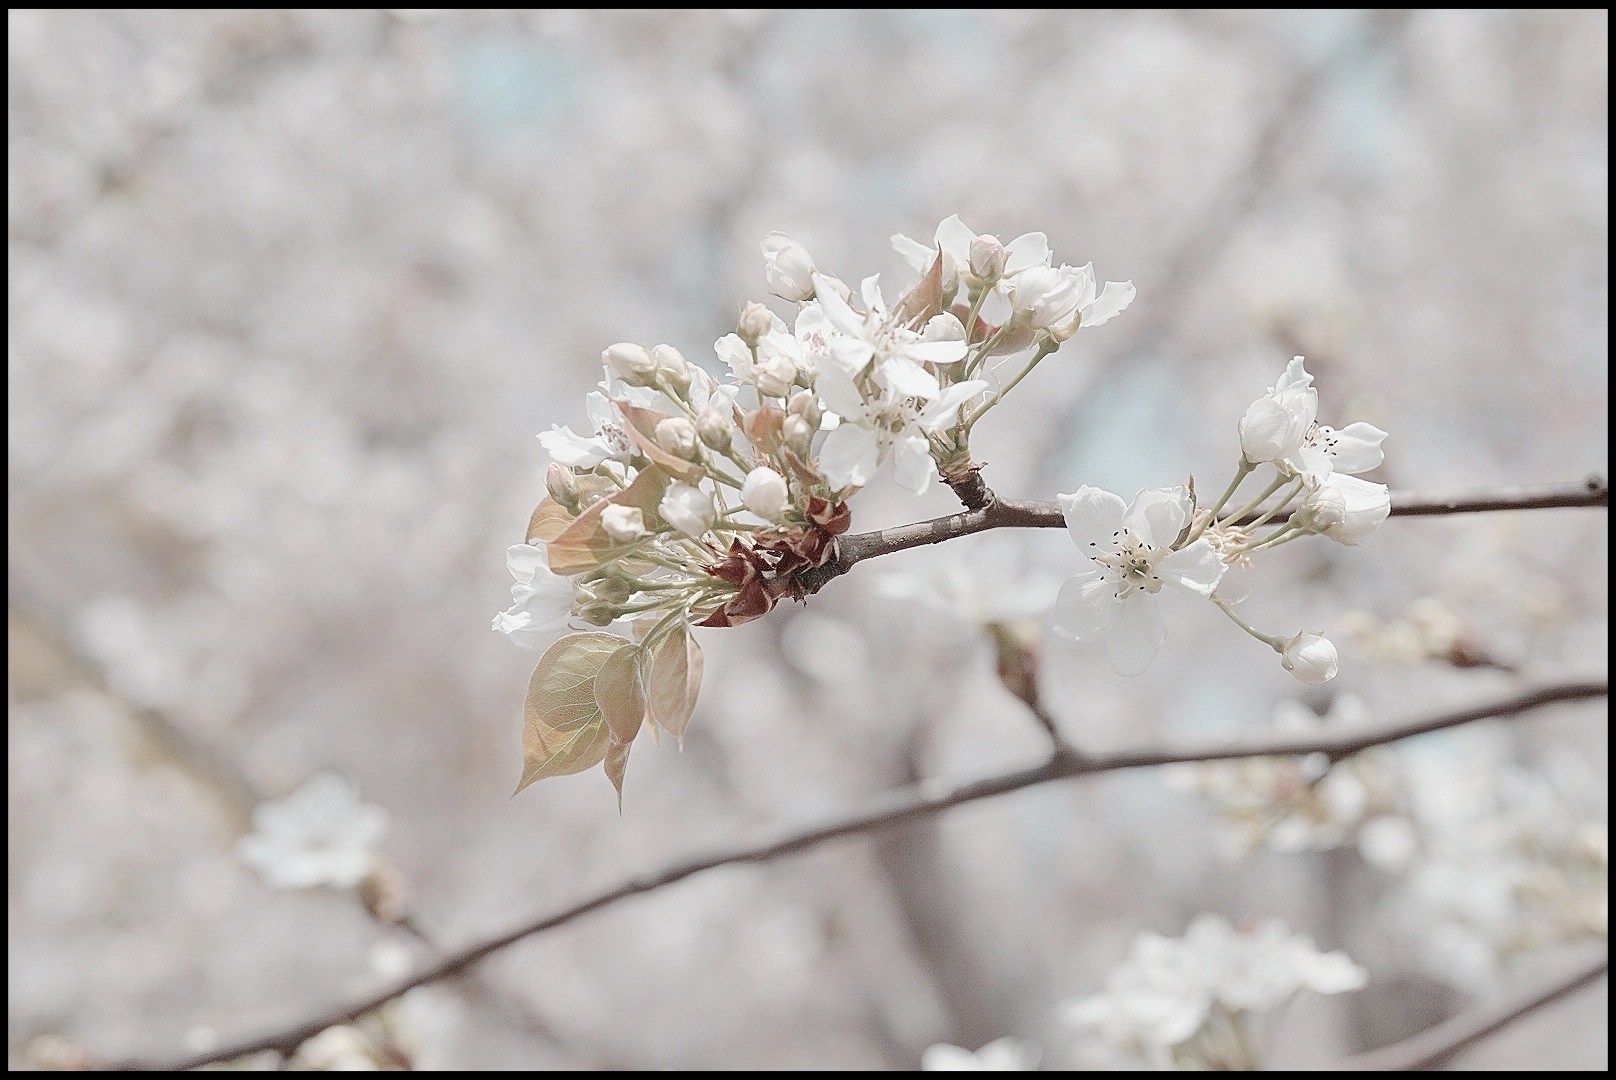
[892,214,1053,297]
[537,391,636,470]
[1052,486,1225,676]
[813,361,986,495]
[236,774,389,890]
[492,543,574,650]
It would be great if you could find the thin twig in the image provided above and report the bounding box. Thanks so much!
[1329,948,1608,1070]
[119,679,1607,1070]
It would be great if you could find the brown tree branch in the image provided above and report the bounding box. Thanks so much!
[119,678,1607,1070]
[798,475,1609,595]
[1329,948,1608,1070]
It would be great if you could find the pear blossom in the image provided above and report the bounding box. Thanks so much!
[659,481,716,537]
[537,391,636,469]
[1065,914,1366,1070]
[1280,630,1339,683]
[810,272,967,389]
[760,232,817,302]
[1009,262,1136,340]
[740,466,789,520]
[1051,485,1226,676]
[602,341,658,385]
[1291,420,1388,483]
[235,774,390,890]
[813,360,986,494]
[492,543,574,649]
[600,504,647,543]
[1297,473,1391,545]
[921,1037,1040,1071]
[1239,356,1318,465]
[892,214,1052,296]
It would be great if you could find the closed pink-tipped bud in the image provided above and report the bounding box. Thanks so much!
[787,388,823,430]
[545,463,578,505]
[736,301,774,346]
[969,234,1007,282]
[782,413,813,455]
[602,342,657,386]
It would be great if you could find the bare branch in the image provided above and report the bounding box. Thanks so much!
[1329,948,1608,1070]
[123,679,1606,1071]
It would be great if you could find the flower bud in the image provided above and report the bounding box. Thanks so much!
[602,342,658,386]
[1281,632,1339,684]
[1297,475,1390,546]
[782,413,813,455]
[753,353,797,399]
[740,466,789,521]
[736,301,775,346]
[585,572,633,604]
[545,463,579,509]
[654,416,699,460]
[652,344,691,393]
[697,406,733,451]
[1010,265,1080,331]
[787,388,823,430]
[600,504,646,543]
[793,353,818,387]
[921,311,967,345]
[760,232,816,302]
[968,234,1006,282]
[658,482,716,538]
[744,405,784,454]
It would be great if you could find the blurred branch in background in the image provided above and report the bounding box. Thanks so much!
[1332,948,1608,1071]
[126,677,1606,1070]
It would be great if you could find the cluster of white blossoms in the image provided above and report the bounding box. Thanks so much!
[497,216,1134,797]
[235,773,389,890]
[1052,355,1388,678]
[1063,914,1368,1070]
[1173,709,1607,995]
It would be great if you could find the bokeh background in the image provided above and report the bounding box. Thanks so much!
[8,9,1607,1070]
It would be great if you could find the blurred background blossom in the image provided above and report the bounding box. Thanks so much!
[8,9,1606,1069]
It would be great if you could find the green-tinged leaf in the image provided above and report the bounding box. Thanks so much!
[527,496,574,544]
[614,400,707,483]
[647,622,704,741]
[594,643,647,745]
[548,466,671,575]
[515,632,622,795]
[604,739,632,811]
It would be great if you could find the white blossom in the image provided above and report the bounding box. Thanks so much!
[892,213,1051,296]
[813,360,985,494]
[1051,485,1225,676]
[659,481,716,537]
[760,232,817,302]
[236,774,389,890]
[1297,473,1391,545]
[921,1037,1040,1071]
[600,504,647,543]
[1010,262,1135,339]
[740,466,789,521]
[1281,630,1339,683]
[1239,356,1318,465]
[492,543,574,650]
[537,391,636,469]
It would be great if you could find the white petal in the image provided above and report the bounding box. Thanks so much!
[1326,422,1388,474]
[1051,570,1121,642]
[891,435,936,494]
[904,339,969,366]
[817,423,880,490]
[933,214,976,263]
[505,543,548,585]
[812,362,867,420]
[1123,487,1190,549]
[879,356,942,399]
[1107,593,1165,676]
[812,273,866,336]
[1079,280,1136,327]
[891,232,935,273]
[828,337,876,377]
[537,426,608,469]
[1003,231,1051,274]
[860,274,886,314]
[917,379,988,431]
[1156,539,1225,597]
[1058,486,1127,553]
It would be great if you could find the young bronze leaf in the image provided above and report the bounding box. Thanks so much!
[515,632,622,795]
[603,739,632,810]
[647,622,704,741]
[526,497,575,544]
[893,248,946,328]
[547,465,671,575]
[594,643,647,745]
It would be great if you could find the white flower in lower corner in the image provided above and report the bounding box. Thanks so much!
[922,1037,1040,1071]
[1051,486,1225,676]
[236,774,389,890]
[492,543,574,650]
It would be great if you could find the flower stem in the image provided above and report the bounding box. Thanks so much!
[1187,460,1255,543]
[1220,472,1289,527]
[963,341,1056,432]
[1212,596,1287,651]
[1243,479,1304,531]
[1236,520,1307,555]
